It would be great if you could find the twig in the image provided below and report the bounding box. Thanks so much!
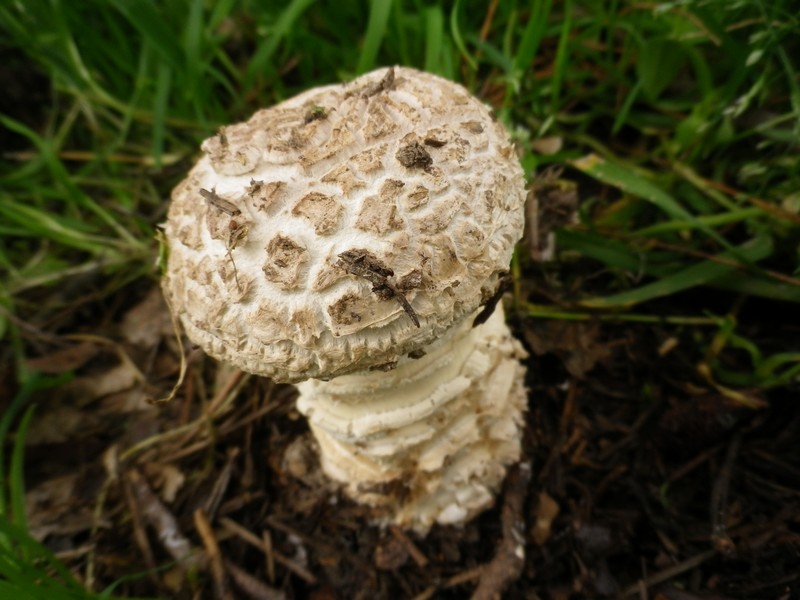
[337,249,420,327]
[471,462,532,600]
[667,447,717,483]
[200,188,242,216]
[360,67,396,97]
[598,395,663,460]
[128,469,200,567]
[53,543,95,562]
[224,559,286,600]
[195,509,233,600]
[150,289,188,404]
[122,474,157,574]
[410,587,437,600]
[203,447,239,519]
[63,333,146,382]
[263,530,276,584]
[206,368,248,416]
[711,433,742,554]
[200,187,248,290]
[389,525,429,567]
[445,566,484,588]
[220,517,318,584]
[620,550,717,597]
[155,396,282,464]
[121,368,249,463]
[478,0,499,42]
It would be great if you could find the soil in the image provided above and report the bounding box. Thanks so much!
[10,272,800,600]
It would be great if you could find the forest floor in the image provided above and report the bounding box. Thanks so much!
[12,274,800,600]
[2,2,800,598]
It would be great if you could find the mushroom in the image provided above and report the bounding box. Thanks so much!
[162,66,528,533]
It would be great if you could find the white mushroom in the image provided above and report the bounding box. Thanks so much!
[162,66,528,533]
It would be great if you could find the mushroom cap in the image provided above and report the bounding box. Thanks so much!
[162,66,526,382]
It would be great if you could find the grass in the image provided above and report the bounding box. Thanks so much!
[1,0,799,596]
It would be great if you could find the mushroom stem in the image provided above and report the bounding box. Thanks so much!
[296,305,527,532]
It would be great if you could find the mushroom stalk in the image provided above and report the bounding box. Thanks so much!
[296,304,526,532]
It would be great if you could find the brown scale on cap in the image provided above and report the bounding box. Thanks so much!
[291,192,342,235]
[262,235,308,290]
[396,141,433,169]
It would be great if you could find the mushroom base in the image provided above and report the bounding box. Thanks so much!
[296,305,527,533]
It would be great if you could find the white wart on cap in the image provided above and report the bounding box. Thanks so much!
[162,66,526,382]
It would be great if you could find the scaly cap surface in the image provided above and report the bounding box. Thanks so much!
[163,66,526,382]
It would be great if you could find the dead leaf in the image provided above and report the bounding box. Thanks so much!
[25,341,100,374]
[525,167,578,262]
[531,136,563,155]
[120,286,173,347]
[26,474,107,541]
[26,404,101,445]
[524,321,613,378]
[531,491,560,545]
[70,362,140,404]
[142,463,186,504]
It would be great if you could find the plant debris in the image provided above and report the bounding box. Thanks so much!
[336,249,420,327]
[200,187,241,217]
[395,141,433,170]
[361,66,395,97]
[9,272,800,600]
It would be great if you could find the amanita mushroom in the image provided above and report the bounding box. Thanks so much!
[162,66,528,532]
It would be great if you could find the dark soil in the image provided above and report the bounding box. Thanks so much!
[11,273,800,600]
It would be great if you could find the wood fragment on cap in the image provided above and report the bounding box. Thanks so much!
[337,249,420,327]
[200,188,241,216]
[423,137,447,148]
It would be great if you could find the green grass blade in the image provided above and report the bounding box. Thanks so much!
[557,229,643,272]
[244,0,316,89]
[357,0,393,74]
[0,116,139,245]
[108,0,184,71]
[9,406,35,533]
[424,6,444,74]
[572,154,737,253]
[450,0,477,71]
[151,62,172,166]
[0,521,94,597]
[710,273,800,304]
[0,201,120,255]
[612,79,642,134]
[573,154,697,221]
[513,0,553,77]
[632,207,765,237]
[182,0,205,94]
[578,234,774,309]
[0,382,35,521]
[549,0,572,113]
